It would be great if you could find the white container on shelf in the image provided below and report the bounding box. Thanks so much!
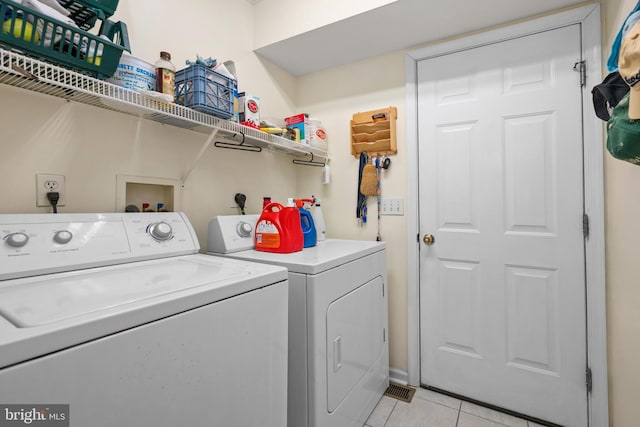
[106,54,156,91]
[308,118,328,151]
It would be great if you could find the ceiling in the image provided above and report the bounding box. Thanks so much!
[253,0,585,76]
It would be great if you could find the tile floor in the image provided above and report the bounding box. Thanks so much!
[366,387,545,427]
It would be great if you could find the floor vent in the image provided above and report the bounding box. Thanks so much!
[384,383,416,403]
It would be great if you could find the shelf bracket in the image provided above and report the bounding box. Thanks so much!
[181,128,219,186]
[293,152,326,167]
[214,132,262,153]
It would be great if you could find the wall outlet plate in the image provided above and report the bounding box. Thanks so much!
[36,174,66,207]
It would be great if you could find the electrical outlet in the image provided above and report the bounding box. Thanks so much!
[380,198,404,215]
[36,174,66,207]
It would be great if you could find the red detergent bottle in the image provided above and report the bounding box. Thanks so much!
[255,199,303,253]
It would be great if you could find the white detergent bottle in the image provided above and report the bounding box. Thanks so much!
[312,196,326,241]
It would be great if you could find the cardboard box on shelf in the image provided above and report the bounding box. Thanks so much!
[239,92,260,128]
[284,113,310,144]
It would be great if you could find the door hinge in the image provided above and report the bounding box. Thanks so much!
[383,328,386,343]
[574,60,586,87]
[586,367,593,393]
[583,213,590,239]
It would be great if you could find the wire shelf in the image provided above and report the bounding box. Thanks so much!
[0,48,329,160]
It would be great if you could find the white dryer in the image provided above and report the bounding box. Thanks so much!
[208,215,389,427]
[0,212,288,427]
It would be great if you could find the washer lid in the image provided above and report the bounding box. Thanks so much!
[214,239,386,274]
[0,256,247,327]
[0,254,287,370]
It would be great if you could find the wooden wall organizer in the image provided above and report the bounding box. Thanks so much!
[350,106,397,157]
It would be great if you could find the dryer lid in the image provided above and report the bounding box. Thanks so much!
[217,239,386,274]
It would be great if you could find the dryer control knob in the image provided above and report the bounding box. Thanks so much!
[54,230,73,244]
[237,222,253,237]
[148,222,173,241]
[5,232,29,248]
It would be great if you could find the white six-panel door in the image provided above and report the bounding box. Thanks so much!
[418,24,587,426]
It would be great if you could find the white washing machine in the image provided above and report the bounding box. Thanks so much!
[208,215,389,427]
[0,212,288,427]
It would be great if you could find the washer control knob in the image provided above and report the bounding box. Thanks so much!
[237,221,253,237]
[5,232,29,248]
[54,230,73,244]
[148,222,173,241]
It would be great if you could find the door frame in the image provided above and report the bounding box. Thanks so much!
[405,3,607,425]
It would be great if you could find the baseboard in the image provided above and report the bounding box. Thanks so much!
[389,368,408,386]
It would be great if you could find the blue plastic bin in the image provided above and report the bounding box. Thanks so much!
[175,63,234,119]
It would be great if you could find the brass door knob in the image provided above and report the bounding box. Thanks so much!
[423,234,435,245]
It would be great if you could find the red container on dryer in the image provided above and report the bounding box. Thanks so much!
[255,201,303,253]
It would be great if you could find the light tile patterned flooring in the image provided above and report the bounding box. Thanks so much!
[366,387,546,427]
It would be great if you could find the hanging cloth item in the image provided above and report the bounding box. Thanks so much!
[360,157,378,196]
[356,152,368,220]
[606,93,640,165]
[375,155,382,241]
[592,71,629,121]
[607,1,640,72]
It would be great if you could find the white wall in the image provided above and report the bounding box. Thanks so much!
[112,0,297,118]
[252,0,398,49]
[296,50,408,373]
[602,1,640,425]
[0,0,302,251]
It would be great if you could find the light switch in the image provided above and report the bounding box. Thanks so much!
[380,198,404,215]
